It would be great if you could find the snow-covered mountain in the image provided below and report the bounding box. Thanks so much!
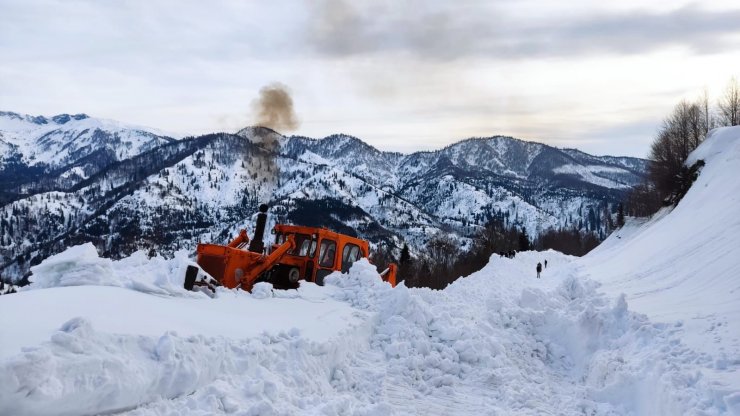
[0,111,178,166]
[0,111,647,282]
[1,126,737,414]
[0,111,178,205]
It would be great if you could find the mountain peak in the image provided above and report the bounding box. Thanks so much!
[0,111,90,125]
[236,126,281,137]
[51,113,89,124]
[235,126,286,150]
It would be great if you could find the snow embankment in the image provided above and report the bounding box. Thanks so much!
[0,245,369,415]
[1,246,736,415]
[24,242,198,296]
[580,126,740,391]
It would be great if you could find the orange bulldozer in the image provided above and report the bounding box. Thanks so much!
[184,204,398,292]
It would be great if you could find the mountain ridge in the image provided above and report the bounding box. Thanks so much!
[1,111,647,282]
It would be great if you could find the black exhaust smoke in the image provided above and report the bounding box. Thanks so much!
[248,204,269,253]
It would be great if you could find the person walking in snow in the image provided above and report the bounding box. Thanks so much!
[544,260,547,269]
[536,262,542,278]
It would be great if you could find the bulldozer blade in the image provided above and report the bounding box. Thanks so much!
[184,265,199,291]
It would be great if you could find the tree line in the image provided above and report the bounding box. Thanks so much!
[373,218,602,290]
[628,77,739,216]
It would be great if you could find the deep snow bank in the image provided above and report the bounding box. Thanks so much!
[0,246,369,415]
[1,245,736,414]
[26,242,199,297]
[125,253,736,415]
[580,126,740,390]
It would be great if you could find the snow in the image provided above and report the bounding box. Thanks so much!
[7,244,363,354]
[59,165,88,180]
[552,164,632,189]
[298,150,332,166]
[0,246,368,416]
[2,245,738,414]
[579,126,740,392]
[0,127,737,415]
[0,111,179,166]
[26,243,196,296]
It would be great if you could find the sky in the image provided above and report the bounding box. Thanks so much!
[1,0,739,157]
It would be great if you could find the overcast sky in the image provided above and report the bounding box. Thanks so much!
[1,0,739,157]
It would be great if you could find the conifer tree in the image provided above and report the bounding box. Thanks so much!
[617,203,625,227]
[518,228,530,251]
[400,244,410,264]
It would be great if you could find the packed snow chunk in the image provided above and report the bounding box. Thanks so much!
[325,258,394,310]
[0,318,229,416]
[250,282,274,299]
[28,243,118,288]
[113,249,196,296]
[26,243,202,298]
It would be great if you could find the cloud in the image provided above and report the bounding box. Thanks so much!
[305,0,500,59]
[304,1,740,60]
[1,0,738,159]
[528,5,740,57]
[549,118,662,158]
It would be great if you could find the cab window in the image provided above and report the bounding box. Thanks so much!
[341,244,362,272]
[319,240,337,268]
[288,234,312,256]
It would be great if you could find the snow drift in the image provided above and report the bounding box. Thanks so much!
[25,243,204,297]
[2,247,737,415]
[580,126,740,393]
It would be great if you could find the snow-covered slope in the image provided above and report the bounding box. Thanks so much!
[580,126,740,391]
[1,243,735,415]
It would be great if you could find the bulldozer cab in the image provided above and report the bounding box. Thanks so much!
[271,225,369,287]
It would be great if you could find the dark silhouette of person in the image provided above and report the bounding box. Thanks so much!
[321,247,335,268]
[536,262,542,278]
[544,260,548,269]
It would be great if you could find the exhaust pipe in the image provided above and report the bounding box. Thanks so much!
[248,203,269,253]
